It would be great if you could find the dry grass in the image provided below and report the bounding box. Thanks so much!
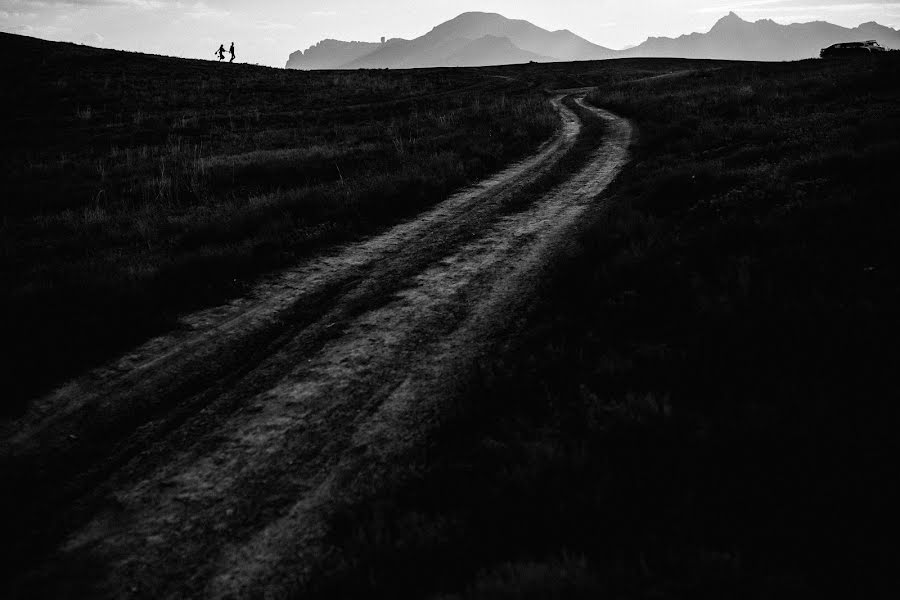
[0,33,557,411]
[303,55,900,599]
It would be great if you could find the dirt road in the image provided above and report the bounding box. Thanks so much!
[1,91,632,598]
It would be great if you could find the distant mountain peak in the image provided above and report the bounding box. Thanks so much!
[292,11,614,69]
[436,11,511,29]
[454,11,504,19]
[623,11,900,61]
[713,11,747,29]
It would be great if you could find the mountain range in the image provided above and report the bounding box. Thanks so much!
[286,11,900,70]
[620,12,900,61]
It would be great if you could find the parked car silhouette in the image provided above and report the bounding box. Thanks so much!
[821,40,887,58]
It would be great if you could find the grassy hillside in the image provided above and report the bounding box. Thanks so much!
[305,57,900,597]
[3,32,897,595]
[0,33,555,412]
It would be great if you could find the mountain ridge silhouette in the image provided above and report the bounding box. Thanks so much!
[621,11,900,61]
[286,11,900,69]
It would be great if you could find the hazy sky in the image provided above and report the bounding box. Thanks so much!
[1,0,897,67]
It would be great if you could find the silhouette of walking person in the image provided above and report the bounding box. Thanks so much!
[216,44,226,61]
[229,42,236,63]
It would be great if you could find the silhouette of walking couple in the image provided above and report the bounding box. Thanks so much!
[216,42,236,63]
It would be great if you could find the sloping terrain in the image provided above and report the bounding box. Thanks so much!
[1,89,631,597]
[5,35,898,598]
[442,35,551,67]
[346,33,549,69]
[294,55,900,599]
[0,32,556,411]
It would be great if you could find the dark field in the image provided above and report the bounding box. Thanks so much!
[2,31,899,598]
[0,33,555,410]
[302,59,900,596]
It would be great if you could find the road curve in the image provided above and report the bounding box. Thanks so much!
[1,92,632,598]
